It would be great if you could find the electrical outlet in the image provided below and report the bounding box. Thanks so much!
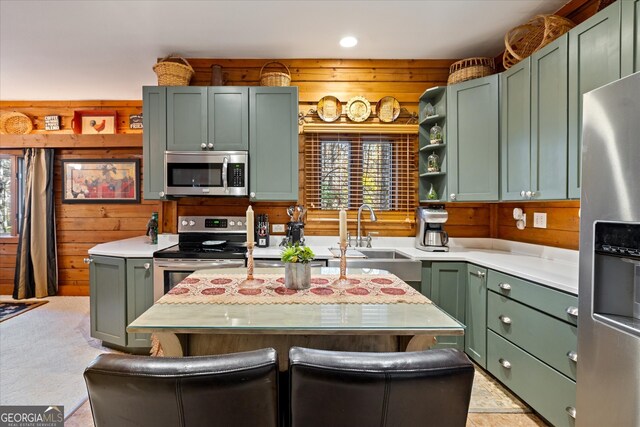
[272,224,285,233]
[533,212,547,229]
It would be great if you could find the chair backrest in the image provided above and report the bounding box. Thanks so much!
[288,347,474,427]
[84,348,278,427]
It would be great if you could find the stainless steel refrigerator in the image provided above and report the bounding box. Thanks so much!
[577,71,640,426]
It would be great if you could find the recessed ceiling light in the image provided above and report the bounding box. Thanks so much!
[340,36,358,48]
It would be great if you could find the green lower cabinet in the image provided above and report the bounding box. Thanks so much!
[90,255,154,350]
[90,255,127,346]
[430,262,467,350]
[126,259,154,348]
[465,265,487,368]
[488,331,576,427]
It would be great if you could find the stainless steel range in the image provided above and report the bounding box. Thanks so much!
[153,216,248,301]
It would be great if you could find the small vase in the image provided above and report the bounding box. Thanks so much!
[285,263,311,290]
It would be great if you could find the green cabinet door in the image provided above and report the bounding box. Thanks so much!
[249,87,299,201]
[465,264,487,368]
[142,86,167,200]
[431,262,467,350]
[90,255,127,347]
[126,259,154,348]
[531,34,569,200]
[447,74,500,201]
[167,87,208,151]
[622,0,640,76]
[207,87,249,151]
[568,2,621,199]
[500,58,531,201]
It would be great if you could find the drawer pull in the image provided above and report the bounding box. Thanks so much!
[567,351,578,363]
[470,270,486,278]
[566,306,579,317]
[499,315,512,325]
[83,257,93,264]
[499,358,512,369]
[498,282,511,291]
[566,406,576,419]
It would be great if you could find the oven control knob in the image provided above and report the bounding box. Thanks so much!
[229,221,235,226]
[181,220,188,226]
[237,221,243,227]
[189,220,196,226]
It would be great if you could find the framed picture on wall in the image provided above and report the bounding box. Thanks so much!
[61,159,140,203]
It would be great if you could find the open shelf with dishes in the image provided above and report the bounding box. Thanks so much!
[418,86,447,203]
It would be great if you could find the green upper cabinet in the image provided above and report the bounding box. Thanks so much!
[447,74,500,202]
[568,2,621,199]
[430,262,467,350]
[530,34,569,200]
[207,87,249,151]
[465,265,487,368]
[143,86,167,200]
[126,259,154,348]
[500,58,532,201]
[622,0,640,76]
[249,86,299,201]
[166,87,208,151]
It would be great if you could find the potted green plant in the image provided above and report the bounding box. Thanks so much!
[281,243,315,290]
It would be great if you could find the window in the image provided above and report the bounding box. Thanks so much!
[0,154,24,236]
[305,133,417,212]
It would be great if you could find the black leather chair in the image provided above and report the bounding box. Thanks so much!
[288,347,474,427]
[84,348,279,427]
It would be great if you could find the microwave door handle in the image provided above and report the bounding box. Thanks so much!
[222,156,229,193]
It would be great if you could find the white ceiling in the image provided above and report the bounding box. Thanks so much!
[0,0,568,100]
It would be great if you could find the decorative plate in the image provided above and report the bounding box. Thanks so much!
[346,96,371,122]
[376,96,401,123]
[317,96,342,122]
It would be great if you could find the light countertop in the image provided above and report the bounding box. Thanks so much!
[88,234,178,258]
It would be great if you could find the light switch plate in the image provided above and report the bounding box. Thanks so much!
[272,224,285,233]
[533,212,547,229]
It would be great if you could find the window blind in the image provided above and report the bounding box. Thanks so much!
[304,133,417,212]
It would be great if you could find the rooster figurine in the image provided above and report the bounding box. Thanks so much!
[89,119,106,133]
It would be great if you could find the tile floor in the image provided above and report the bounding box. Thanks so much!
[67,365,550,426]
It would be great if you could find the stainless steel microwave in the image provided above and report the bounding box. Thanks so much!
[164,151,248,196]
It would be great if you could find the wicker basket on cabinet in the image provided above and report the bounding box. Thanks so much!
[259,61,291,86]
[153,56,194,86]
[503,15,575,69]
[447,57,496,85]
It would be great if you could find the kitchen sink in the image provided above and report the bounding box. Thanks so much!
[327,248,421,285]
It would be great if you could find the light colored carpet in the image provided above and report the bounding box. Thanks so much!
[0,296,115,419]
[469,363,531,413]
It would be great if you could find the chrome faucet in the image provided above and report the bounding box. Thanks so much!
[356,204,377,247]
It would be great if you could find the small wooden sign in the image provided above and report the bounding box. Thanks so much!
[44,115,60,131]
[129,114,143,129]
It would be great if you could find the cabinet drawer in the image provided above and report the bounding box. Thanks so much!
[488,291,577,380]
[488,331,576,427]
[487,270,578,325]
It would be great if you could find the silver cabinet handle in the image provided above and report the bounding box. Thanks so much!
[566,406,576,419]
[527,191,537,198]
[159,191,165,197]
[143,263,150,270]
[250,191,256,198]
[470,270,485,278]
[499,358,511,369]
[207,142,214,149]
[499,282,511,291]
[499,315,512,325]
[567,351,578,363]
[566,306,579,317]
[200,143,207,149]
[450,193,457,201]
[83,257,93,264]
[521,190,527,198]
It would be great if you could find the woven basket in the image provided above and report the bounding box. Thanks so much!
[504,15,575,69]
[259,61,291,86]
[447,57,496,85]
[0,112,33,135]
[153,56,194,86]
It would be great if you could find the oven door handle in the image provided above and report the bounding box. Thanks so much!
[222,156,229,193]
[154,260,245,269]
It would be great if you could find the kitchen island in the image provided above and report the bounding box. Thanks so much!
[128,267,464,369]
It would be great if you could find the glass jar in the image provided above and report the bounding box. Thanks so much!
[429,123,443,144]
[424,103,435,118]
[427,184,438,200]
[427,152,440,172]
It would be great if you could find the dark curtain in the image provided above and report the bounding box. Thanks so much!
[13,148,57,299]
